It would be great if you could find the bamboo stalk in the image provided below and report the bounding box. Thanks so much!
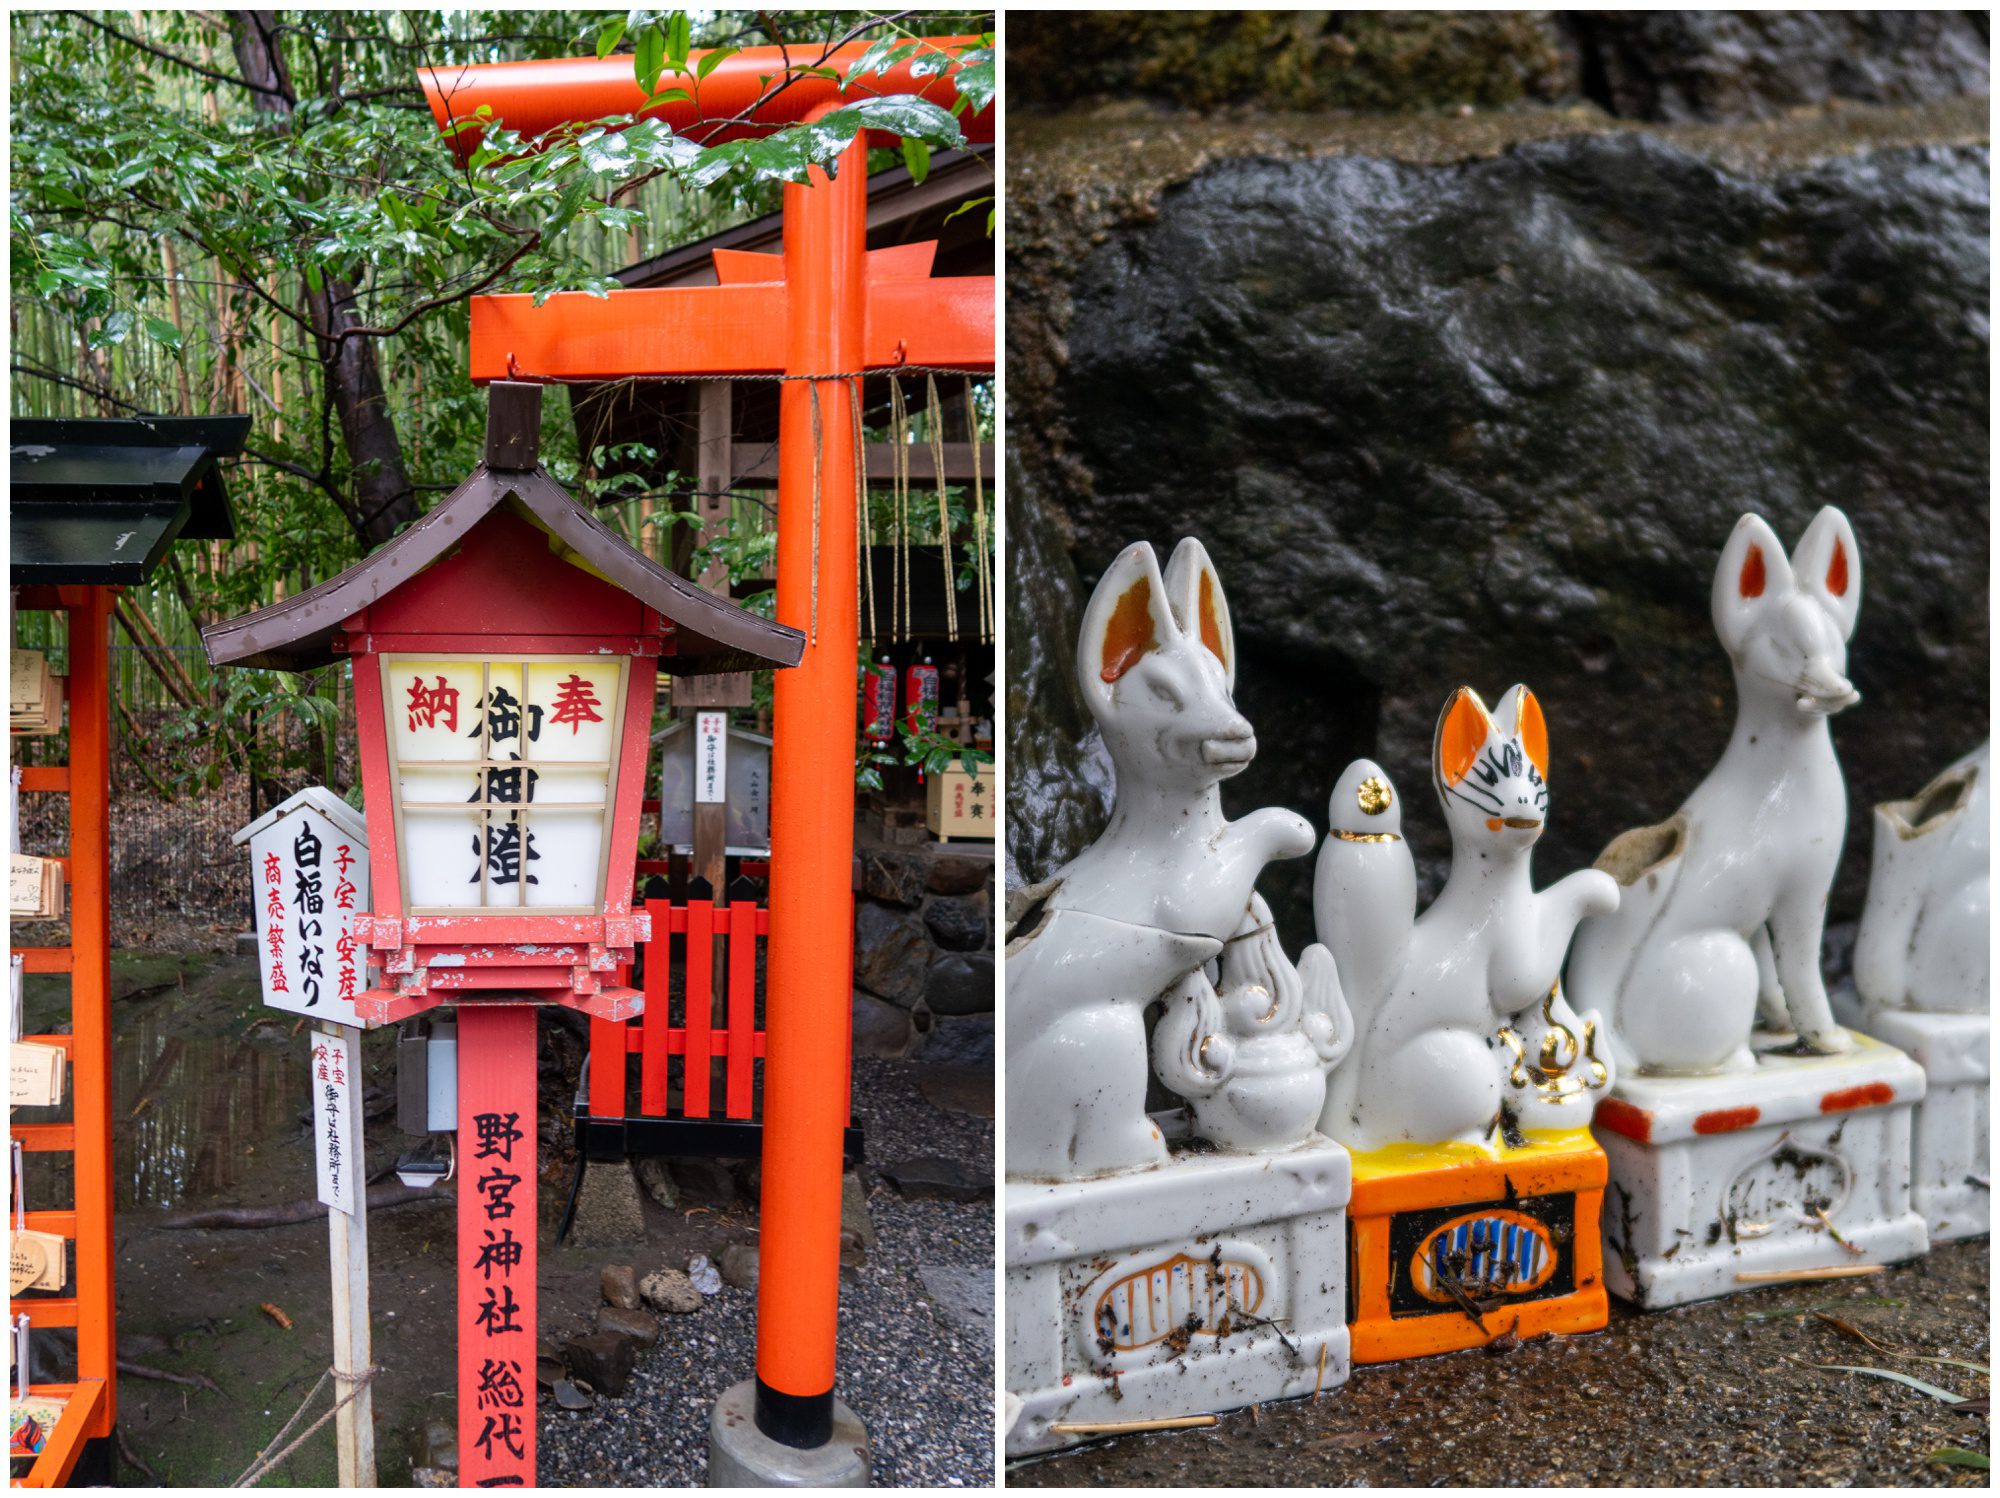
[112,597,204,713]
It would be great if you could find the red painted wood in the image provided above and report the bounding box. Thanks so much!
[457,1005,537,1488]
[349,632,661,657]
[365,511,647,638]
[589,1014,625,1120]
[468,277,996,383]
[640,898,672,1116]
[603,657,657,920]
[348,653,405,925]
[683,897,714,1119]
[726,896,757,1119]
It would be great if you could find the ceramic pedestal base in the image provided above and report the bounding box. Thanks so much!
[1868,1009,1989,1243]
[1595,1030,1930,1309]
[1345,1129,1608,1364]
[1003,1137,1351,1458]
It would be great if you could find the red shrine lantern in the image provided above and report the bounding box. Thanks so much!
[861,653,897,745]
[203,383,802,1487]
[903,654,939,732]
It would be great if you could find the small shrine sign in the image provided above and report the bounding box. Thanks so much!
[310,1028,359,1215]
[233,788,372,1027]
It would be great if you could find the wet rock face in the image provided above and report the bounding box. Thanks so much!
[1048,130,1989,932]
[1572,11,1989,122]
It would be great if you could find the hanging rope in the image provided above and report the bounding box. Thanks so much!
[889,375,913,643]
[850,379,874,641]
[924,374,958,642]
[965,376,991,644]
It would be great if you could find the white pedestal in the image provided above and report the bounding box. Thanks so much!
[1595,1030,1929,1309]
[1004,1137,1351,1458]
[1868,1009,1990,1243]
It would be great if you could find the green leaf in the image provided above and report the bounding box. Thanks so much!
[1812,1365,1967,1404]
[1927,1450,1991,1471]
[596,17,626,59]
[547,174,591,236]
[942,194,991,227]
[843,94,964,148]
[144,315,183,351]
[901,137,930,186]
[633,25,665,95]
[842,38,918,83]
[665,12,691,71]
[694,45,737,82]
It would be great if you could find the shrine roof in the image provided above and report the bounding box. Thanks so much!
[10,414,245,584]
[200,383,804,676]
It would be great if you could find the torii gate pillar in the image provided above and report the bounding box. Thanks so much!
[712,123,870,1486]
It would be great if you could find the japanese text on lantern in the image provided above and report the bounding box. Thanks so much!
[385,656,624,913]
[470,1107,529,1484]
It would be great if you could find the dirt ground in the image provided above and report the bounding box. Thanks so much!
[1008,1239,1990,1489]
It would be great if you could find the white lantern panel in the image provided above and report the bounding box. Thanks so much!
[529,767,609,806]
[398,766,481,809]
[522,807,603,908]
[403,809,484,907]
[387,658,482,763]
[524,660,620,765]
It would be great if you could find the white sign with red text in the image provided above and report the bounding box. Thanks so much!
[309,1026,359,1215]
[234,788,371,1027]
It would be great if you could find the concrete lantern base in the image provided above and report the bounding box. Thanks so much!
[708,1379,870,1488]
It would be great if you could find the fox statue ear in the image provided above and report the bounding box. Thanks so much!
[1789,506,1861,642]
[1162,537,1234,688]
[1435,687,1492,788]
[1076,542,1177,699]
[1492,683,1549,776]
[1712,513,1792,657]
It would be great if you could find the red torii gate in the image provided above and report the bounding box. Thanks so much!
[420,39,994,1483]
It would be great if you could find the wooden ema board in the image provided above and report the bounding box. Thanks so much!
[457,1005,537,1488]
[1345,1129,1609,1364]
[587,897,773,1124]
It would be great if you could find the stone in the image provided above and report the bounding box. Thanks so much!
[552,1379,594,1412]
[411,1468,455,1488]
[416,1414,456,1474]
[594,1305,660,1348]
[720,1243,759,1291]
[859,849,928,907]
[1013,103,1990,940]
[926,852,993,896]
[918,1264,994,1339]
[633,1155,678,1210]
[851,901,930,1007]
[599,1263,639,1310]
[851,989,916,1059]
[917,1063,995,1120]
[920,1012,994,1069]
[840,1171,878,1252]
[923,952,994,1017]
[669,1157,738,1207]
[922,893,989,953]
[688,1254,723,1296]
[566,1160,647,1248]
[641,1267,703,1315]
[563,1330,637,1398]
[1570,11,1989,123]
[877,1156,993,1204]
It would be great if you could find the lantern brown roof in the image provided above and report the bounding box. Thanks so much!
[200,383,804,675]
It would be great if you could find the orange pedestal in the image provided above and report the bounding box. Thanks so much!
[1346,1128,1609,1364]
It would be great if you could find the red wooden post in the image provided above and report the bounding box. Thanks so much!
[685,896,715,1118]
[640,897,673,1115]
[756,122,867,1448]
[456,1004,538,1489]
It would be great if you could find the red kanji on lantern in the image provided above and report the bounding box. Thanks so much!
[547,673,603,734]
[406,674,460,733]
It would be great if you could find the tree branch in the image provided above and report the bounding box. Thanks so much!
[61,10,288,97]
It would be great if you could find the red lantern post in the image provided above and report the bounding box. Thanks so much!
[204,387,801,1487]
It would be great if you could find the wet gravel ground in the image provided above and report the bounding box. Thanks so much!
[1009,1237,1989,1488]
[540,1056,995,1487]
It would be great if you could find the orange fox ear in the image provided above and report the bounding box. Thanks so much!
[1739,544,1766,599]
[1099,577,1158,683]
[1437,688,1489,787]
[1516,687,1548,776]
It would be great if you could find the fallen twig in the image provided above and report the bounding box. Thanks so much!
[1812,1311,1892,1355]
[117,1356,223,1394]
[115,1423,160,1481]
[1812,1206,1866,1256]
[156,1180,447,1229]
[1735,1265,1884,1284]
[1046,1415,1219,1436]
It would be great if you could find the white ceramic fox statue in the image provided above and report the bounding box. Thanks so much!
[1855,741,1989,1016]
[1568,507,1863,1074]
[1006,539,1320,1180]
[1317,685,1619,1152]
